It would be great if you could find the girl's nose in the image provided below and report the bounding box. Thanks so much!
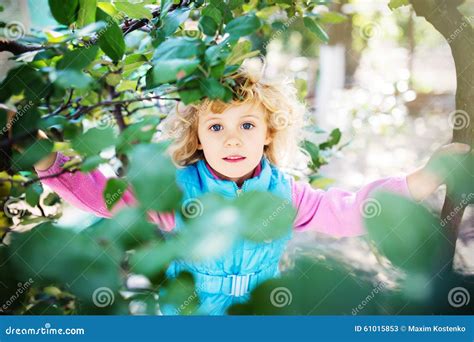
[224,133,242,147]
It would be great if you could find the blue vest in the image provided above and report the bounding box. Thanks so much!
[160,158,293,315]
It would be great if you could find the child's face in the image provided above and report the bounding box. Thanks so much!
[197,101,272,184]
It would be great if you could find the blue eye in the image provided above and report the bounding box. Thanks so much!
[210,124,223,132]
[242,122,254,130]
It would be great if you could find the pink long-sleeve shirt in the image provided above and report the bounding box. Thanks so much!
[36,152,412,238]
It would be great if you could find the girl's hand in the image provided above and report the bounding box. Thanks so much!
[406,143,471,201]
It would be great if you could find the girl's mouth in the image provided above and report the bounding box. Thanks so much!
[223,155,246,163]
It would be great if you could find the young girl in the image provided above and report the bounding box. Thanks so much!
[32,64,470,315]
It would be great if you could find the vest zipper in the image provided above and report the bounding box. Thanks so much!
[236,188,243,197]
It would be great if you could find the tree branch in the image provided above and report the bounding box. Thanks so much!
[410,0,474,271]
[0,159,82,187]
[0,0,192,56]
[0,39,43,55]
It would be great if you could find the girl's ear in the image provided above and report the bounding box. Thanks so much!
[264,132,273,145]
[197,138,203,150]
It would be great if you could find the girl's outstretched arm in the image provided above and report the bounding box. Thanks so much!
[291,175,412,237]
[35,152,176,232]
[291,143,471,238]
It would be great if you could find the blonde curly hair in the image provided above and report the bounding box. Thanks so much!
[161,60,308,169]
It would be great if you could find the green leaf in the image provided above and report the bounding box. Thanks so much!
[97,2,119,17]
[116,116,161,152]
[128,143,182,212]
[199,15,218,36]
[388,0,410,10]
[146,59,200,87]
[365,192,444,273]
[209,0,233,23]
[235,192,295,242]
[224,13,261,38]
[319,12,348,24]
[295,78,307,101]
[226,40,259,66]
[25,183,44,207]
[303,17,329,43]
[159,272,200,315]
[48,0,79,25]
[123,54,148,76]
[103,178,127,211]
[96,8,126,62]
[228,257,378,315]
[199,78,226,99]
[302,140,320,167]
[152,38,204,61]
[319,128,341,150]
[43,192,61,206]
[10,105,40,142]
[178,193,241,260]
[56,46,98,70]
[426,153,474,200]
[77,0,97,27]
[210,62,226,78]
[9,223,122,301]
[178,80,203,104]
[71,127,117,156]
[204,39,233,66]
[12,139,54,171]
[84,208,156,251]
[80,155,105,172]
[130,240,178,277]
[54,69,94,90]
[160,0,173,18]
[162,7,190,36]
[116,80,138,92]
[228,0,244,10]
[0,66,48,102]
[202,4,222,25]
[115,1,152,19]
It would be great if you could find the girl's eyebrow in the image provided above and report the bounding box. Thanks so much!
[241,114,261,120]
[202,114,261,123]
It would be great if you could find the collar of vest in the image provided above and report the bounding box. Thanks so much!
[195,157,273,198]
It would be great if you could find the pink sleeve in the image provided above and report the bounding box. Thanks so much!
[291,176,413,237]
[35,152,175,232]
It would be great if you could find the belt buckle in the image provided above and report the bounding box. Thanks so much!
[228,273,254,297]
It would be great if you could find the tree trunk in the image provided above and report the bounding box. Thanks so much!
[411,0,474,269]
